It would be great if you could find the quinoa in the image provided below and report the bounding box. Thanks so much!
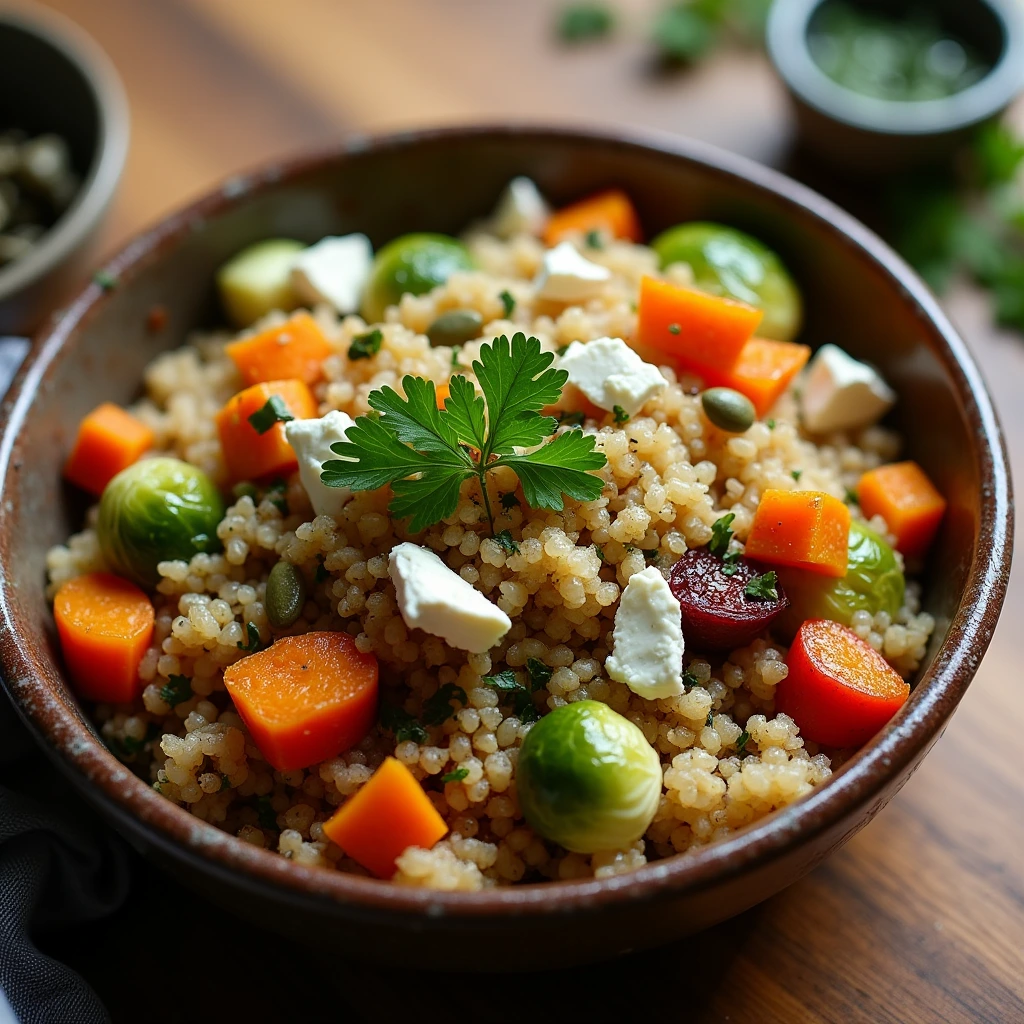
[46,228,935,890]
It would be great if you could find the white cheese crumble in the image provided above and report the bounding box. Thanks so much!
[559,337,667,417]
[388,542,512,653]
[290,234,373,315]
[284,411,354,519]
[491,176,550,238]
[801,344,896,434]
[606,566,685,700]
[533,241,611,303]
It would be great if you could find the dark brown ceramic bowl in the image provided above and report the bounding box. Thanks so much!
[0,126,1012,970]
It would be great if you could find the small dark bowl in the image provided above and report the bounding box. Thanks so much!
[767,0,1024,174]
[0,126,1012,969]
[0,3,129,334]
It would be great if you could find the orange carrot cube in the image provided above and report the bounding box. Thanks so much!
[225,311,332,387]
[544,189,643,246]
[745,489,851,577]
[64,403,154,496]
[857,461,946,560]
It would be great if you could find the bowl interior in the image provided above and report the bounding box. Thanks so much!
[0,129,1009,913]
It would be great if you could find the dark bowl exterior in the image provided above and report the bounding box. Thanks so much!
[0,126,1012,969]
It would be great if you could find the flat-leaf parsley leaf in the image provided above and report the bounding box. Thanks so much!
[708,513,736,558]
[744,571,779,602]
[348,328,383,360]
[159,674,192,708]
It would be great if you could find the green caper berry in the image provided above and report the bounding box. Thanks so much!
[426,308,483,347]
[265,560,306,628]
[701,387,756,433]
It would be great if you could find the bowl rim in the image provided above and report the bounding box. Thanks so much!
[0,122,1013,918]
[0,2,129,303]
[766,0,1024,136]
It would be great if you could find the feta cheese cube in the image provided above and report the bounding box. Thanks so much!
[492,177,550,238]
[290,234,373,315]
[534,242,611,303]
[284,410,354,519]
[389,542,511,653]
[606,566,685,700]
[801,344,896,434]
[559,337,667,417]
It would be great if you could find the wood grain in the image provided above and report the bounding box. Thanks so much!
[21,0,1024,1020]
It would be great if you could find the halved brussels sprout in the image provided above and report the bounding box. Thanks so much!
[361,233,474,324]
[517,700,663,854]
[651,222,803,342]
[778,520,905,633]
[217,238,305,328]
[98,457,225,587]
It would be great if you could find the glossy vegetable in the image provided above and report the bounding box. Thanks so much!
[64,402,154,496]
[434,381,451,409]
[777,618,910,747]
[778,520,904,632]
[857,461,946,560]
[361,234,474,324]
[215,378,317,481]
[701,337,811,417]
[53,572,154,703]
[322,757,448,878]
[651,223,803,342]
[265,560,306,628]
[426,308,483,347]
[516,700,663,854]
[701,387,755,433]
[668,547,789,651]
[97,458,224,587]
[217,238,304,328]
[635,275,763,374]
[745,489,851,578]
[225,310,332,387]
[223,631,378,771]
[543,189,642,246]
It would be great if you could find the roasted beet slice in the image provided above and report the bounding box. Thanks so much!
[668,547,789,652]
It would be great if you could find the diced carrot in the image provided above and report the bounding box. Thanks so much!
[223,631,378,771]
[702,337,811,416]
[635,276,763,374]
[777,618,910,747]
[435,381,450,410]
[322,757,448,878]
[53,572,155,703]
[544,189,643,246]
[225,311,332,387]
[64,403,154,496]
[215,378,317,482]
[857,461,946,560]
[745,489,851,578]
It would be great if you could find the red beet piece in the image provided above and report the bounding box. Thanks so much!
[668,547,789,652]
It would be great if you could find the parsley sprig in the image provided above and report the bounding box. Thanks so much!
[321,333,607,533]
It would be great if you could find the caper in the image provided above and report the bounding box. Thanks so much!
[265,560,306,628]
[426,308,484,347]
[701,387,756,433]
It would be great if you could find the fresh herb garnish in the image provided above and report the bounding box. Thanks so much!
[159,674,192,708]
[766,418,776,429]
[706,710,715,728]
[379,702,429,744]
[791,469,802,481]
[613,404,630,425]
[494,529,520,555]
[736,730,750,756]
[642,548,659,560]
[557,2,615,42]
[744,571,779,602]
[421,683,468,726]
[708,513,736,558]
[320,334,607,533]
[683,670,701,692]
[237,621,263,654]
[668,323,681,335]
[93,269,118,291]
[499,289,516,317]
[482,670,540,722]
[451,348,464,370]
[248,395,294,435]
[585,229,605,249]
[500,492,520,511]
[721,551,741,576]
[525,657,553,691]
[348,328,383,360]
[845,488,859,505]
[594,544,605,562]
[257,795,278,830]
[441,767,470,784]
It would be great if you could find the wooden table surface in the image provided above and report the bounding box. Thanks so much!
[22,1,1024,1021]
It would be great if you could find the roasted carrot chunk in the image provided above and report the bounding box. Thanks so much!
[64,403,154,496]
[322,757,448,878]
[215,378,317,482]
[223,631,378,772]
[702,337,811,416]
[777,618,910,747]
[434,381,450,410]
[54,572,155,703]
[636,276,763,374]
[857,461,946,560]
[225,311,332,387]
[544,189,642,246]
[745,489,851,578]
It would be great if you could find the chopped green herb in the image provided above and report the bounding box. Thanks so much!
[612,404,630,426]
[314,557,329,584]
[348,328,383,360]
[526,657,553,692]
[421,683,469,726]
[555,409,586,427]
[708,513,736,559]
[556,2,614,42]
[379,702,429,744]
[791,469,802,481]
[642,549,659,560]
[247,395,294,435]
[482,669,521,692]
[494,529,520,555]
[482,670,539,722]
[668,323,681,335]
[499,289,516,317]
[721,550,741,577]
[220,774,232,791]
[257,795,278,830]
[766,418,776,429]
[585,229,605,249]
[441,767,470,784]
[237,621,263,654]
[736,730,750,756]
[93,269,118,291]
[159,674,192,708]
[706,710,715,728]
[845,488,859,505]
[682,670,701,692]
[500,492,520,511]
[451,348,464,370]
[594,544,605,562]
[744,570,779,602]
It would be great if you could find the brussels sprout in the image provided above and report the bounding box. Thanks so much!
[217,238,305,328]
[779,520,905,632]
[361,233,474,324]
[651,222,803,342]
[517,700,663,854]
[98,458,225,587]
